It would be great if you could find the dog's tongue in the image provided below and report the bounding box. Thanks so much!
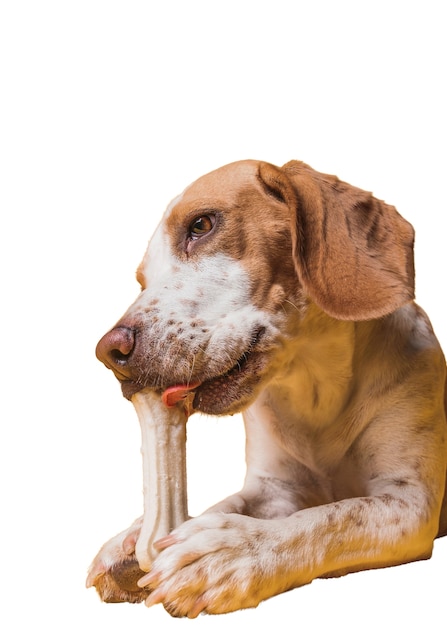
[162,382,200,408]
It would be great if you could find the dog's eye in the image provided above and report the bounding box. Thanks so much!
[189,215,214,238]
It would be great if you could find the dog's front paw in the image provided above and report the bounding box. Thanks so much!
[138,513,284,617]
[86,518,149,603]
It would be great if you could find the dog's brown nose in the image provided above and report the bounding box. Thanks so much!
[95,326,135,376]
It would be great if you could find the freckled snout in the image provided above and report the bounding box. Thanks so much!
[96,326,135,378]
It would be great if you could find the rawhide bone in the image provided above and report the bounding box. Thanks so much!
[131,383,198,571]
[98,383,199,597]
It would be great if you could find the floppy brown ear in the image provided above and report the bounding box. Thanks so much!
[258,160,415,321]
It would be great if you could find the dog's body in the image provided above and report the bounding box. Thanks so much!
[87,160,447,617]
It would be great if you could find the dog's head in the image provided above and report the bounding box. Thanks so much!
[96,160,415,415]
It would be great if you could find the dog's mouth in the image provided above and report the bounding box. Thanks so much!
[171,327,267,416]
[120,327,268,413]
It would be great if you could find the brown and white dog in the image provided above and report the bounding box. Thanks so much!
[87,160,447,617]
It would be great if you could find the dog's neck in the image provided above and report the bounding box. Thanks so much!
[244,304,381,478]
[262,302,360,428]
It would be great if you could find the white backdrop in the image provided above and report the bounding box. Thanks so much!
[1,1,446,624]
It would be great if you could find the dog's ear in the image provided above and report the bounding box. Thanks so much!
[258,160,415,321]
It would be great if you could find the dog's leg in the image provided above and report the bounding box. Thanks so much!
[137,482,438,617]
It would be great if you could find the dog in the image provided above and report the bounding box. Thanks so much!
[87,160,447,617]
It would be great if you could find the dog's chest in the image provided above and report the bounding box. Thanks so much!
[252,388,366,482]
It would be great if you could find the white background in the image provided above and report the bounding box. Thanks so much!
[1,1,446,624]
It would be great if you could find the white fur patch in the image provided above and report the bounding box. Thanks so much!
[135,227,273,369]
